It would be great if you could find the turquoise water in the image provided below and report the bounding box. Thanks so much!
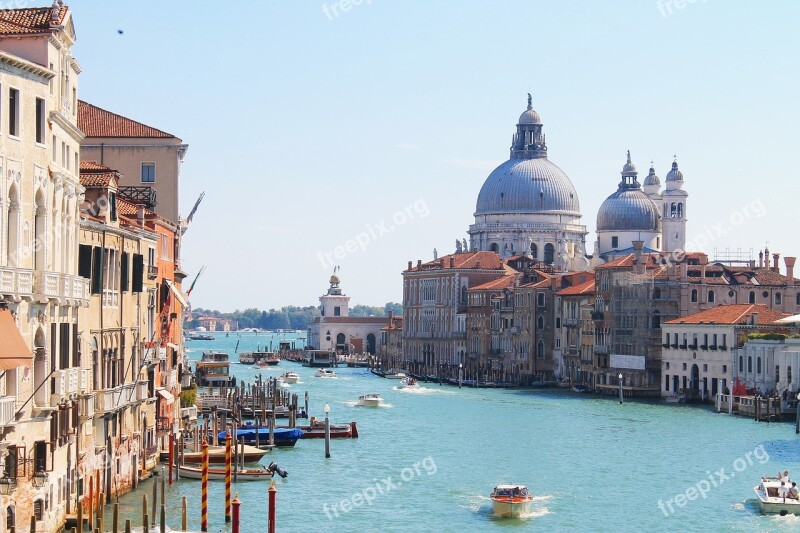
[106,334,800,532]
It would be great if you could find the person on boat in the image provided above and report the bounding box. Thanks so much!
[779,481,789,502]
[790,482,800,500]
[779,470,791,485]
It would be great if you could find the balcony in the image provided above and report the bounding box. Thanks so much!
[50,368,80,405]
[156,416,172,434]
[509,326,519,334]
[33,271,60,301]
[593,345,610,355]
[568,347,579,356]
[0,267,33,300]
[79,395,95,421]
[700,345,708,351]
[564,318,580,327]
[102,290,119,307]
[688,344,698,350]
[0,396,17,427]
[95,384,137,414]
[709,345,718,351]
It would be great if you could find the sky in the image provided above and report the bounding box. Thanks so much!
[68,0,800,311]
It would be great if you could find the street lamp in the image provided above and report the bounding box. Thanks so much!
[458,363,463,389]
[0,475,16,495]
[796,392,800,435]
[618,373,624,405]
[324,403,331,458]
[32,470,48,488]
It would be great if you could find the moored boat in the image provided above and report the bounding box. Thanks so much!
[384,369,406,379]
[222,426,304,448]
[356,394,383,407]
[490,485,533,518]
[165,444,268,464]
[294,419,355,439]
[177,464,275,481]
[754,477,800,515]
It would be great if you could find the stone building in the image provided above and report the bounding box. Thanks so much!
[378,312,403,370]
[556,277,596,386]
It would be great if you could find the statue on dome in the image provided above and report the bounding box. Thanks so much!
[527,93,532,108]
[456,239,462,253]
[463,238,468,252]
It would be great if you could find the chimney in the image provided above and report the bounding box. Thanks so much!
[752,312,758,326]
[785,257,796,286]
[476,261,481,269]
[632,240,644,275]
[759,250,763,268]
[449,257,455,268]
[417,259,422,268]
[388,311,394,321]
[408,261,412,270]
[765,247,770,269]
[772,253,780,273]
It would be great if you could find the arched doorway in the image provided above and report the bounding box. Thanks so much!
[690,364,700,392]
[6,505,15,532]
[489,243,499,253]
[544,243,555,264]
[336,333,347,353]
[366,333,376,355]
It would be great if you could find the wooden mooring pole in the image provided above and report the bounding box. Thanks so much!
[232,493,241,533]
[268,480,277,533]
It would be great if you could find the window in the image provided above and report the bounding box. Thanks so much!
[749,291,755,304]
[8,88,19,136]
[775,293,782,305]
[611,236,618,248]
[703,364,707,372]
[141,162,156,183]
[748,356,752,373]
[52,135,56,161]
[708,290,715,303]
[537,340,544,358]
[665,362,670,370]
[556,317,561,329]
[537,316,544,330]
[691,289,697,303]
[789,366,793,383]
[651,311,661,329]
[738,356,743,373]
[722,365,727,374]
[757,357,761,374]
[334,306,341,317]
[530,243,537,259]
[537,293,545,307]
[109,192,117,222]
[665,374,670,391]
[544,243,555,264]
[35,98,45,144]
[653,287,661,299]
[797,293,800,306]
[132,254,144,292]
[776,365,780,383]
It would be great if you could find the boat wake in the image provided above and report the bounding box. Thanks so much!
[460,494,552,520]
[393,386,455,395]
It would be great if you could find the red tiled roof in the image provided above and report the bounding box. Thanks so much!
[319,317,387,324]
[665,304,789,325]
[79,170,117,188]
[117,198,139,217]
[78,100,175,138]
[0,6,67,35]
[557,279,595,296]
[468,275,516,292]
[80,161,113,172]
[406,251,503,272]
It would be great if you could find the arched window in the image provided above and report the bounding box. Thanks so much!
[543,243,554,264]
[490,243,499,253]
[757,357,762,374]
[749,291,756,304]
[653,288,661,299]
[708,290,715,303]
[537,316,544,330]
[537,340,544,358]
[530,243,538,259]
[677,203,683,218]
[748,356,752,373]
[739,356,743,373]
[775,293,782,305]
[651,310,661,329]
[691,289,698,303]
[671,203,677,217]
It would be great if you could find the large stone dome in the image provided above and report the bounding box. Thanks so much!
[475,158,581,215]
[597,188,661,232]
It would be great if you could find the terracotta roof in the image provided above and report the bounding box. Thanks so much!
[468,275,516,292]
[117,198,139,217]
[80,161,113,172]
[0,6,67,35]
[406,251,503,272]
[78,100,175,138]
[79,165,117,188]
[519,278,552,289]
[665,304,789,326]
[557,279,595,296]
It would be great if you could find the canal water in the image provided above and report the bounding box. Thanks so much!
[104,333,800,532]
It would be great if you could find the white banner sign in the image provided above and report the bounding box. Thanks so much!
[610,354,645,370]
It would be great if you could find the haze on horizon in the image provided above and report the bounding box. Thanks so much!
[70,0,800,311]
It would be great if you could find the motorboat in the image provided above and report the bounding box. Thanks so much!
[188,333,215,341]
[165,444,268,465]
[384,369,406,379]
[315,368,336,378]
[222,426,304,448]
[754,477,800,515]
[571,385,588,393]
[398,377,418,389]
[281,372,300,384]
[296,418,355,439]
[356,394,384,407]
[490,485,533,518]
[177,463,276,481]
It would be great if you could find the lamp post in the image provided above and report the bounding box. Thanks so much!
[324,403,331,458]
[458,363,463,389]
[618,373,623,405]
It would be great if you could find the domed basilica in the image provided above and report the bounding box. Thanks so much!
[466,95,688,269]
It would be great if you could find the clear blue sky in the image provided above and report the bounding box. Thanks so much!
[70,0,800,311]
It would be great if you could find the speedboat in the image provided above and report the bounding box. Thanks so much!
[384,369,406,379]
[315,368,336,378]
[398,377,418,389]
[490,485,533,518]
[754,477,800,515]
[356,394,383,407]
[281,372,300,384]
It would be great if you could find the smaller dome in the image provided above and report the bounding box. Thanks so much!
[666,160,684,182]
[643,165,660,187]
[622,150,636,175]
[518,93,542,125]
[597,189,661,232]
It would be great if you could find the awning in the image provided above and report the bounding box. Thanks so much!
[0,307,32,370]
[157,389,175,405]
[166,342,180,351]
[774,313,800,324]
[164,279,188,308]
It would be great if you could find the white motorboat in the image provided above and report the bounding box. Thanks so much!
[490,485,533,518]
[315,368,336,378]
[281,372,300,384]
[384,370,406,379]
[398,377,418,389]
[356,394,384,407]
[754,477,800,515]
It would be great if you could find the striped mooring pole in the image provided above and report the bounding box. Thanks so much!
[201,438,209,532]
[225,431,232,522]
